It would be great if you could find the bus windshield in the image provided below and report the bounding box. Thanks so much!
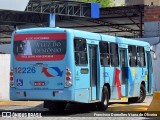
[13,33,66,61]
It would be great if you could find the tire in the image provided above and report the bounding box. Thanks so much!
[128,85,146,103]
[128,97,138,103]
[98,86,109,111]
[137,85,146,103]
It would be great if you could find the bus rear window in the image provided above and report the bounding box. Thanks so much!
[13,33,66,61]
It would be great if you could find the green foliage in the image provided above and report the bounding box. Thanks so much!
[81,0,113,8]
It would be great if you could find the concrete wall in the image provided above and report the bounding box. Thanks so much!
[152,43,160,91]
[0,44,11,54]
[144,6,160,37]
[144,22,160,37]
[0,54,10,100]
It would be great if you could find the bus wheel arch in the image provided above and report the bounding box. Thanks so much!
[137,82,146,103]
[128,82,146,103]
[98,84,110,111]
[104,83,111,99]
[141,81,145,88]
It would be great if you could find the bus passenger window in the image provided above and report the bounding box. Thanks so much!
[99,41,110,66]
[137,47,146,67]
[128,45,137,67]
[110,43,119,67]
[74,38,88,66]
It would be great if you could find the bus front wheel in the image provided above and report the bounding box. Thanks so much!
[98,86,109,111]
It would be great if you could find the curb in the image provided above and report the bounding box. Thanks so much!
[0,101,43,106]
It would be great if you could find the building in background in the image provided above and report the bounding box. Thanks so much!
[126,0,160,6]
[145,0,160,5]
[113,0,125,6]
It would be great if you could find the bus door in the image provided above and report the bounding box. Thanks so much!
[146,52,153,93]
[120,48,128,96]
[89,45,98,100]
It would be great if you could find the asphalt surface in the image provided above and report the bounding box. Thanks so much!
[0,96,159,119]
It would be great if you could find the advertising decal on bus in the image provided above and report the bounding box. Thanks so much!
[114,68,122,99]
[13,33,66,61]
[42,67,63,77]
[128,68,134,96]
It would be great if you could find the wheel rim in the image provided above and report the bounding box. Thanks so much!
[103,92,108,106]
[104,98,107,105]
[140,89,143,97]
[138,88,144,101]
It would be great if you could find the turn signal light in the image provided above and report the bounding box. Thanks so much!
[66,71,71,76]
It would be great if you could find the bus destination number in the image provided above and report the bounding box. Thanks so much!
[14,67,36,74]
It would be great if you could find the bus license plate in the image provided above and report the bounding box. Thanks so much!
[34,82,45,86]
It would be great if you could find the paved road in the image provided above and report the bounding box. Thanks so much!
[0,96,157,119]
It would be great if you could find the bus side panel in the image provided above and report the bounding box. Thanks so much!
[136,67,148,96]
[100,67,120,100]
[75,89,90,103]
[127,67,139,97]
[74,67,90,103]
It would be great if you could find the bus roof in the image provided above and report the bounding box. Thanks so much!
[14,27,66,34]
[14,27,150,47]
[101,34,150,47]
[116,36,150,47]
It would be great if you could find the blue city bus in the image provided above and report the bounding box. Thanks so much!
[10,27,153,111]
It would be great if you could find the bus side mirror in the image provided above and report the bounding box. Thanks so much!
[153,53,157,60]
[150,49,157,60]
[150,46,157,60]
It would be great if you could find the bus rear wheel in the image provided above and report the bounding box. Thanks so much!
[137,85,146,103]
[128,85,146,103]
[98,86,109,111]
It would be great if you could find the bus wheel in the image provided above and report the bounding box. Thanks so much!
[98,86,109,111]
[128,97,138,103]
[137,85,146,103]
[128,85,146,103]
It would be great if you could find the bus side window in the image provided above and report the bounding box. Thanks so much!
[99,41,110,66]
[110,43,119,67]
[128,45,137,67]
[74,38,88,66]
[137,46,146,67]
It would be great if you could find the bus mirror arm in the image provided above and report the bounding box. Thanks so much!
[150,49,157,60]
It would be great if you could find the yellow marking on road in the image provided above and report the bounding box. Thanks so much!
[109,104,148,112]
[121,97,127,100]
[0,102,11,105]
[110,104,129,107]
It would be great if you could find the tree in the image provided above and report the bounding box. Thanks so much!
[81,0,113,8]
